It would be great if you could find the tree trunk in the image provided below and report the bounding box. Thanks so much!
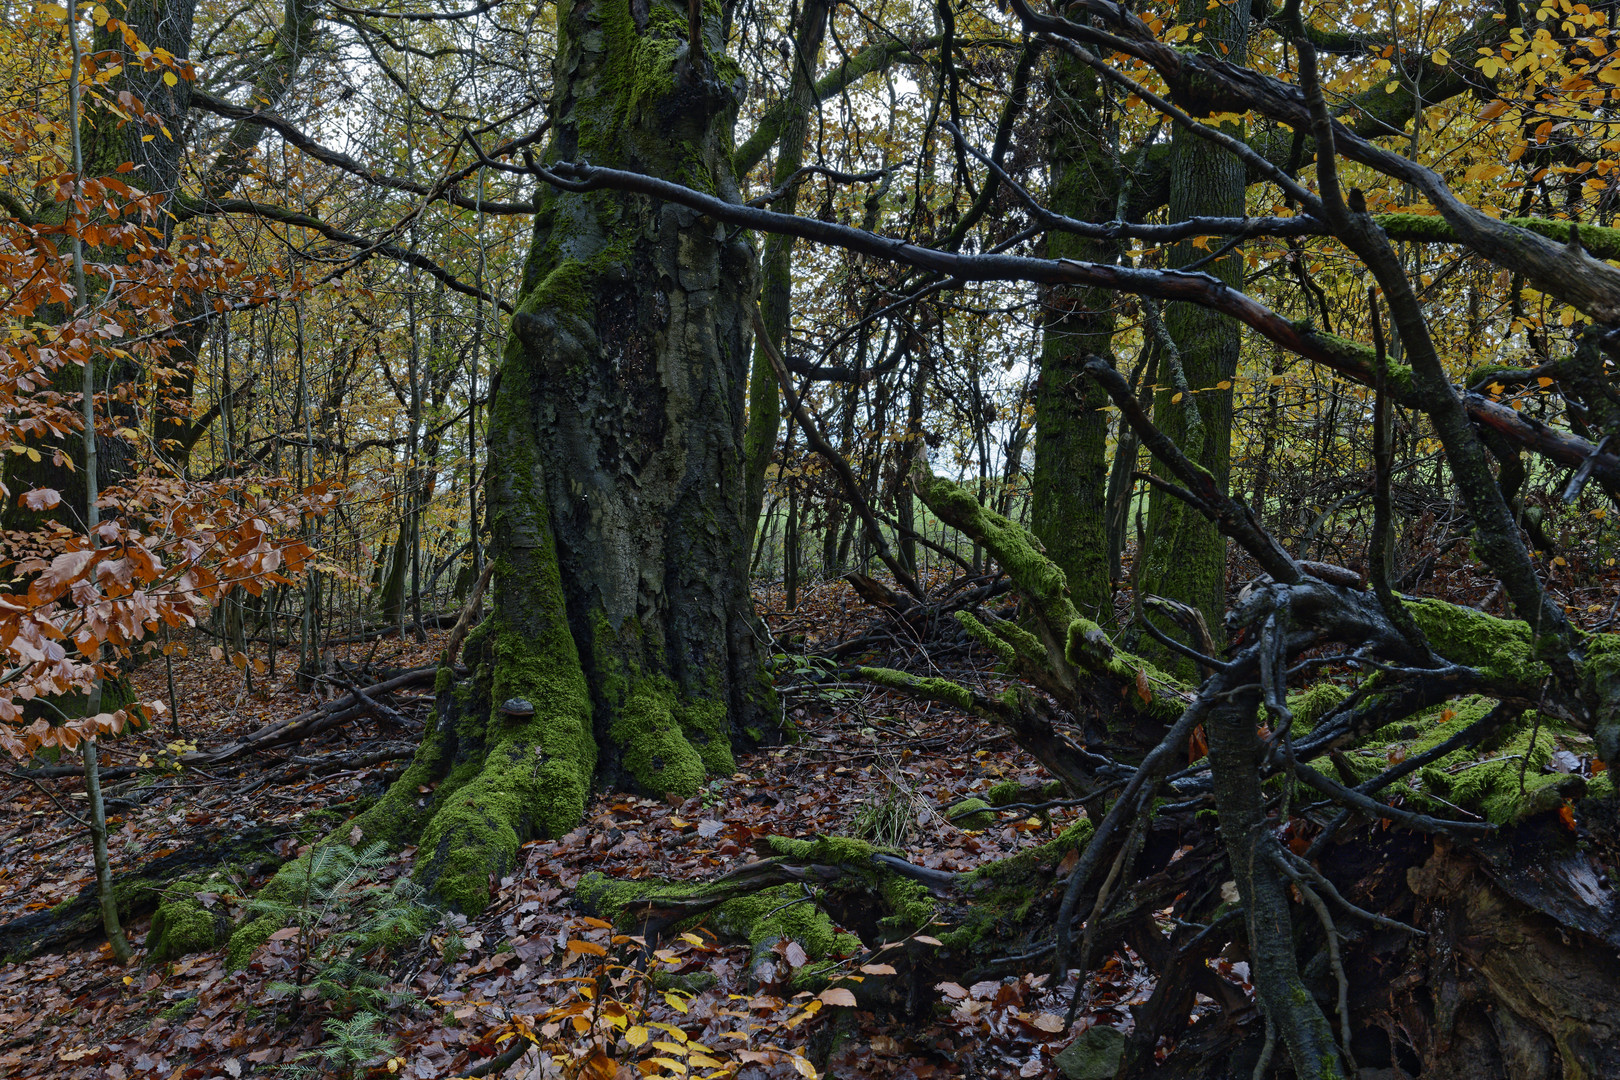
[1030,49,1118,624]
[1137,0,1253,660]
[261,0,772,917]
[740,0,830,540]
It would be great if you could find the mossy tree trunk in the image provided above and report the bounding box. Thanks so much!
[1030,48,1119,625]
[325,0,771,915]
[1137,0,1252,664]
[740,0,830,541]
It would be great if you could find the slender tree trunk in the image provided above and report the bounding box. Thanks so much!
[1138,0,1253,660]
[67,0,130,963]
[741,0,831,541]
[1030,50,1118,624]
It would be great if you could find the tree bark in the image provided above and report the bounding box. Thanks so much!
[260,0,773,917]
[741,0,830,540]
[1136,0,1253,664]
[1030,48,1119,625]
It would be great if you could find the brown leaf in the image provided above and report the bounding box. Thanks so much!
[1187,724,1208,765]
[1028,1012,1066,1033]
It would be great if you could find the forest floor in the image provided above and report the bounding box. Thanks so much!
[0,576,1170,1080]
[3,543,1616,1080]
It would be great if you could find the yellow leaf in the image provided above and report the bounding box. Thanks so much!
[664,991,690,1013]
[626,1026,649,1048]
[1170,392,1184,404]
[163,71,178,87]
[92,3,109,23]
[792,1055,818,1079]
[649,1058,688,1075]
[1215,380,1232,390]
[653,1040,688,1055]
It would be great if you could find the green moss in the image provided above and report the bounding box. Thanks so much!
[1063,619,1186,721]
[1287,682,1349,733]
[226,913,281,969]
[949,798,995,831]
[1054,1024,1126,1080]
[157,997,198,1022]
[651,969,719,994]
[987,780,1024,806]
[956,611,1017,667]
[146,892,229,961]
[711,885,858,958]
[914,469,1076,633]
[985,779,1064,809]
[940,818,1095,955]
[1406,598,1549,683]
[855,667,974,711]
[1374,212,1620,263]
[1462,362,1526,389]
[520,259,592,324]
[1320,695,1613,825]
[674,696,736,778]
[1579,632,1620,766]
[355,899,435,955]
[611,679,705,797]
[576,872,859,961]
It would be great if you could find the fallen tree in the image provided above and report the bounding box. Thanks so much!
[568,464,1620,1080]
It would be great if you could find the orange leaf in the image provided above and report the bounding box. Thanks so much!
[566,939,607,957]
[1135,668,1153,704]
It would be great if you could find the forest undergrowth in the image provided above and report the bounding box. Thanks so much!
[0,541,1615,1080]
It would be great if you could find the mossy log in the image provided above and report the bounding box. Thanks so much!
[0,823,284,962]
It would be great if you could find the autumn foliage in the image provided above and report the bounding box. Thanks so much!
[0,7,332,758]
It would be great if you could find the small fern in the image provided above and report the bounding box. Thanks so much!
[251,843,431,1071]
[281,1013,397,1078]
